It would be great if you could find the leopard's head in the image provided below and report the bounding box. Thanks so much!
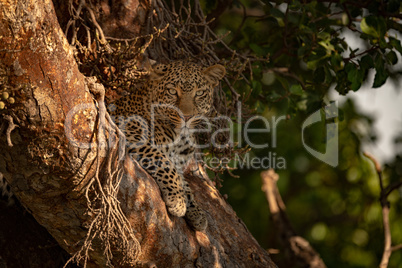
[148,61,226,127]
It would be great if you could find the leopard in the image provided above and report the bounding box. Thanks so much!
[108,61,226,231]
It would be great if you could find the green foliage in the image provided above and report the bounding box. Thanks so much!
[202,0,402,267]
[215,0,402,107]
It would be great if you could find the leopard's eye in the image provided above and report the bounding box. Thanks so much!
[196,90,205,96]
[166,84,177,95]
[168,88,177,95]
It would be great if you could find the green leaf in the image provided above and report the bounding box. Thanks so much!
[318,39,335,54]
[309,47,328,61]
[275,75,289,90]
[360,55,374,70]
[361,17,378,37]
[372,55,388,88]
[345,63,357,83]
[373,67,389,88]
[269,91,282,100]
[379,38,389,49]
[289,1,301,11]
[361,16,387,39]
[386,51,398,65]
[250,44,266,56]
[290,84,304,96]
[307,59,320,70]
[345,63,364,91]
[276,17,285,27]
[287,12,300,24]
[350,81,361,92]
[298,44,309,57]
[376,17,387,38]
[374,54,384,70]
[313,67,325,83]
[270,8,285,19]
[255,100,265,113]
[334,71,349,95]
[389,37,402,55]
[324,65,333,84]
[317,31,331,41]
[351,69,364,92]
[252,66,262,77]
[330,53,343,71]
[251,80,262,95]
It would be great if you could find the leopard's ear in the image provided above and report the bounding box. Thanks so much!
[203,64,226,86]
[150,64,168,80]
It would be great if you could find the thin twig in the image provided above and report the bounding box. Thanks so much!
[344,46,380,62]
[363,152,393,268]
[385,180,402,197]
[391,244,402,252]
[85,5,112,52]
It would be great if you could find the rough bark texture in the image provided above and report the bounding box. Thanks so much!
[0,0,101,265]
[120,158,276,267]
[0,0,277,267]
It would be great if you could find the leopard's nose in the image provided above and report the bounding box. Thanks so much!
[184,115,193,121]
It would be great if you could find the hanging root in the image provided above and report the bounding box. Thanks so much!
[65,77,140,267]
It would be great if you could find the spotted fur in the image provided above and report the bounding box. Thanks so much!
[108,61,226,231]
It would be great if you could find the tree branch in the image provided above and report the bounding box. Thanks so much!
[261,169,327,268]
[363,152,400,268]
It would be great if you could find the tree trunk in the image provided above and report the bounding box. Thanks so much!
[0,0,277,267]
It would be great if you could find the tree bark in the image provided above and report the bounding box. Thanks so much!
[0,0,102,266]
[0,0,277,267]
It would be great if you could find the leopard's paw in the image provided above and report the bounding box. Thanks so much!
[165,194,187,217]
[185,204,208,231]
